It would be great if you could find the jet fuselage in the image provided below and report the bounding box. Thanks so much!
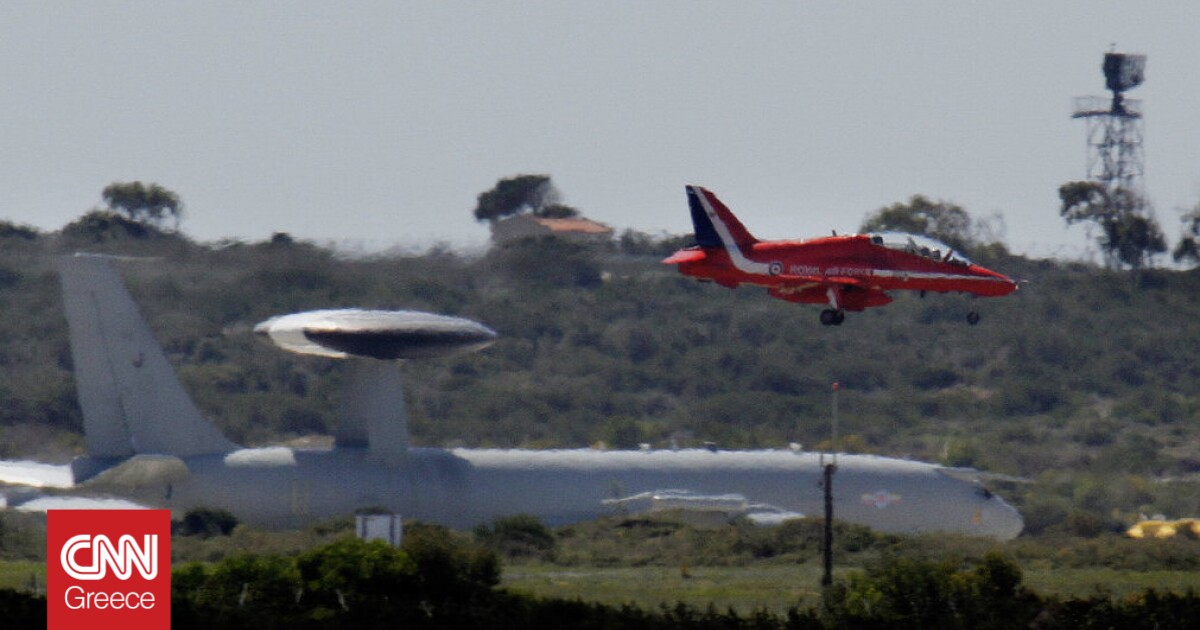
[76,446,1023,540]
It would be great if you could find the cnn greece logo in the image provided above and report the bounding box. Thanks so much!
[48,509,170,629]
[60,534,158,581]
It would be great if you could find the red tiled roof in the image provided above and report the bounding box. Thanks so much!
[533,217,613,235]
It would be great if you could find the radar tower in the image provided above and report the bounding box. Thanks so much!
[1072,51,1147,194]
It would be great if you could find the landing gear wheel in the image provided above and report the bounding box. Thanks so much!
[820,309,846,326]
[966,311,980,326]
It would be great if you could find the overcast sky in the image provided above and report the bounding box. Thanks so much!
[3,2,1198,259]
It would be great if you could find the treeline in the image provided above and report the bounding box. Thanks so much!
[2,221,1200,531]
[4,532,1200,629]
[8,508,1200,588]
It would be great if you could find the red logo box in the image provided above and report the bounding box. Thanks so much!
[48,509,171,630]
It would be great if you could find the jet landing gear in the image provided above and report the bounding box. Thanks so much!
[820,309,846,326]
[966,311,980,326]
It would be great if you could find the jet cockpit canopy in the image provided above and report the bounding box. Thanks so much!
[867,232,973,266]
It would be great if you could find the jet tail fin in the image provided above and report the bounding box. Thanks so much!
[59,255,237,459]
[686,186,759,250]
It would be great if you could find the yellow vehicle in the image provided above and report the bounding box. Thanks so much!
[1126,518,1200,539]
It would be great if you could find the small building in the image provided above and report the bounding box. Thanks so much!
[356,513,403,546]
[491,214,614,245]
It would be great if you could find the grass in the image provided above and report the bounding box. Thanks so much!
[5,552,1200,614]
[7,511,1200,614]
[501,564,836,614]
[9,551,1197,603]
[0,561,44,593]
[501,563,1200,614]
[1022,568,1200,599]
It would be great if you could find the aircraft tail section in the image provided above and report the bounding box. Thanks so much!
[686,185,758,251]
[59,255,237,460]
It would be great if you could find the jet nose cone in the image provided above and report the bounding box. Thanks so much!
[985,496,1025,541]
[969,265,1019,296]
[996,273,1019,294]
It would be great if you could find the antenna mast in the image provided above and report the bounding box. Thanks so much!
[1072,51,1147,195]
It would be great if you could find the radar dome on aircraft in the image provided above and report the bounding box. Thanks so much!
[253,309,497,360]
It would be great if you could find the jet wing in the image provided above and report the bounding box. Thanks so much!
[0,458,156,512]
[823,275,873,287]
[768,275,892,311]
[774,273,872,288]
[7,495,150,512]
[0,460,73,488]
[601,489,804,525]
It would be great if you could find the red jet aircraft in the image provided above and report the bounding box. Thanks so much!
[663,186,1018,326]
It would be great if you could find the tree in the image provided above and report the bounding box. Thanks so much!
[296,538,419,616]
[473,514,556,559]
[859,195,978,253]
[1173,202,1200,265]
[60,209,155,242]
[0,221,38,240]
[473,174,574,223]
[486,236,602,288]
[399,523,500,610]
[533,203,580,219]
[175,507,239,537]
[826,553,1039,629]
[1058,181,1165,269]
[1108,213,1167,270]
[102,181,183,230]
[269,232,295,246]
[618,229,692,257]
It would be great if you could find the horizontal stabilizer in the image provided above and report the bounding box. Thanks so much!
[661,249,707,266]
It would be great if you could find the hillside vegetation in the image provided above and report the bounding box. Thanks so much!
[1,227,1199,536]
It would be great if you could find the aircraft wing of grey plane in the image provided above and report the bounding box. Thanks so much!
[0,254,1023,540]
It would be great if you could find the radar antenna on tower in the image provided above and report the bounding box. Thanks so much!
[1072,51,1147,193]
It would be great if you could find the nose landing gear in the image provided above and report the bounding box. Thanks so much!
[820,309,846,326]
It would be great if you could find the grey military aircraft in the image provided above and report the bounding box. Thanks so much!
[0,255,1023,540]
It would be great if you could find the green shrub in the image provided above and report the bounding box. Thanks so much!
[474,514,557,560]
[175,507,240,538]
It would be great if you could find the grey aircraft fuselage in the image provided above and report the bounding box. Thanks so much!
[74,446,1022,539]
